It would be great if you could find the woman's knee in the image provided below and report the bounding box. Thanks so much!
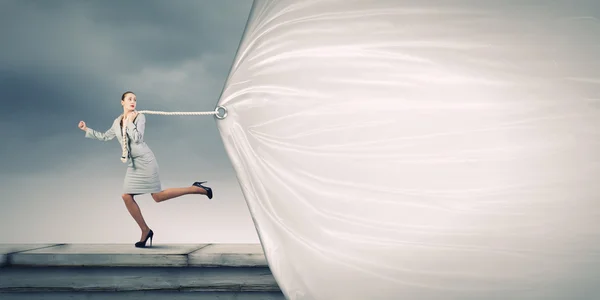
[122,194,133,201]
[151,193,161,202]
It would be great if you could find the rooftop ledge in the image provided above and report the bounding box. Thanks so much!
[0,244,282,294]
[0,243,268,267]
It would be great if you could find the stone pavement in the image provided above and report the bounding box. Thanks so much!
[0,243,285,299]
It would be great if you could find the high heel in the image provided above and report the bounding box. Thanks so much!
[193,181,213,199]
[135,229,153,248]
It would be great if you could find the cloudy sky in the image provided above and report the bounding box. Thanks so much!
[0,0,257,244]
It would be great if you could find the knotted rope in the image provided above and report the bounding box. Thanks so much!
[120,106,227,163]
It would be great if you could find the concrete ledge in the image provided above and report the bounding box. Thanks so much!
[0,291,286,300]
[0,243,277,294]
[1,266,279,292]
[2,243,268,267]
[190,244,267,267]
[0,244,58,267]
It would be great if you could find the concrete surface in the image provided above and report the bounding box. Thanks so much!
[0,244,57,266]
[1,266,280,292]
[0,243,279,296]
[189,243,268,267]
[8,244,207,267]
[0,291,286,300]
[3,243,268,267]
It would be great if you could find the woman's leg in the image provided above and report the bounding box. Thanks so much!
[122,193,151,241]
[151,185,206,203]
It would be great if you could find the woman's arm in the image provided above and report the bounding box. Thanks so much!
[126,113,145,143]
[85,126,116,141]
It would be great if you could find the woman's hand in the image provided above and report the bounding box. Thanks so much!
[78,121,87,131]
[125,111,138,123]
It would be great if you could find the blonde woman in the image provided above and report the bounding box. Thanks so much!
[78,91,212,248]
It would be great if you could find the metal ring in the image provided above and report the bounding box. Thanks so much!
[214,105,228,120]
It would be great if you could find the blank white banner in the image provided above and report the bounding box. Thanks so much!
[216,1,600,299]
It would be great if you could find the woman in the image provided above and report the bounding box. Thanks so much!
[78,91,212,248]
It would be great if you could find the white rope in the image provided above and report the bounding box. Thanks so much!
[120,106,227,163]
[136,110,217,116]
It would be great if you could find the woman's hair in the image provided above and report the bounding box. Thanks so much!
[121,91,135,100]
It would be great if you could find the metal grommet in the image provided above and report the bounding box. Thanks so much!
[215,105,228,119]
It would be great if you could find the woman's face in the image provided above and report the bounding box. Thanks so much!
[122,93,136,111]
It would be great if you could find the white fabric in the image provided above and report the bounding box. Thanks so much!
[216,1,600,299]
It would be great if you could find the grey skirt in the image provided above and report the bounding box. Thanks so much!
[123,152,162,194]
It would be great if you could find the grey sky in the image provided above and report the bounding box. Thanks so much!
[0,0,257,243]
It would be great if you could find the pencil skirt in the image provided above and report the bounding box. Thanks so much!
[123,151,162,194]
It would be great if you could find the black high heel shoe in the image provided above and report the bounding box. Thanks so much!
[135,229,153,248]
[193,181,213,199]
